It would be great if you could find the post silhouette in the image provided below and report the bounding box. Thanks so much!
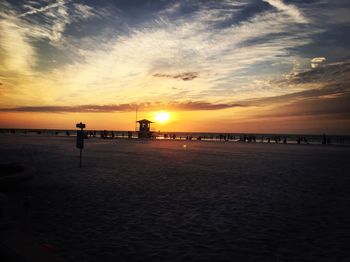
[76,122,86,167]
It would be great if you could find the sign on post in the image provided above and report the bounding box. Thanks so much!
[76,122,86,129]
[76,131,84,149]
[76,122,86,167]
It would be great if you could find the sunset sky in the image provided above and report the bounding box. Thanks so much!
[0,0,349,133]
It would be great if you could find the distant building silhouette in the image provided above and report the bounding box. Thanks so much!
[137,119,153,138]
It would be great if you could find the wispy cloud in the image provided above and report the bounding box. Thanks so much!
[19,0,66,17]
[256,93,350,120]
[287,61,350,85]
[0,0,105,90]
[0,16,37,73]
[18,0,71,43]
[238,61,350,125]
[244,61,350,104]
[262,0,308,23]
[36,1,317,105]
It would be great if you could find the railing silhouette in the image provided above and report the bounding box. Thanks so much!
[1,128,349,145]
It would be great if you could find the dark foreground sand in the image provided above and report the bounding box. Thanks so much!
[1,135,350,261]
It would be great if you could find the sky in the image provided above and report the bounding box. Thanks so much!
[0,0,350,134]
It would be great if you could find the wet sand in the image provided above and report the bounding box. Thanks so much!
[1,135,350,261]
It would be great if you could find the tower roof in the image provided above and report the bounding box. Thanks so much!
[137,119,153,123]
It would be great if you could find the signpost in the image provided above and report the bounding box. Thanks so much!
[76,122,86,168]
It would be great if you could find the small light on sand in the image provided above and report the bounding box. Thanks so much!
[182,144,187,148]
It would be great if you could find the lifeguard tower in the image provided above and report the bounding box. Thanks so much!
[137,119,153,138]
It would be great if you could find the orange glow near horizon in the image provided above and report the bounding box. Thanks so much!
[1,109,349,134]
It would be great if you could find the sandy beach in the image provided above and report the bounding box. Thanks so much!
[1,135,350,261]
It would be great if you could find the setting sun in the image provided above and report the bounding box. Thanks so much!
[154,111,170,124]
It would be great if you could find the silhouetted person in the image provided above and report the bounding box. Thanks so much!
[66,131,70,136]
[283,137,287,144]
[322,134,327,144]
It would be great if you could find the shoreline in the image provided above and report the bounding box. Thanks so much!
[1,130,349,145]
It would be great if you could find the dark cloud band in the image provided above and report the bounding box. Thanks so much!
[0,101,246,113]
[153,72,198,81]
